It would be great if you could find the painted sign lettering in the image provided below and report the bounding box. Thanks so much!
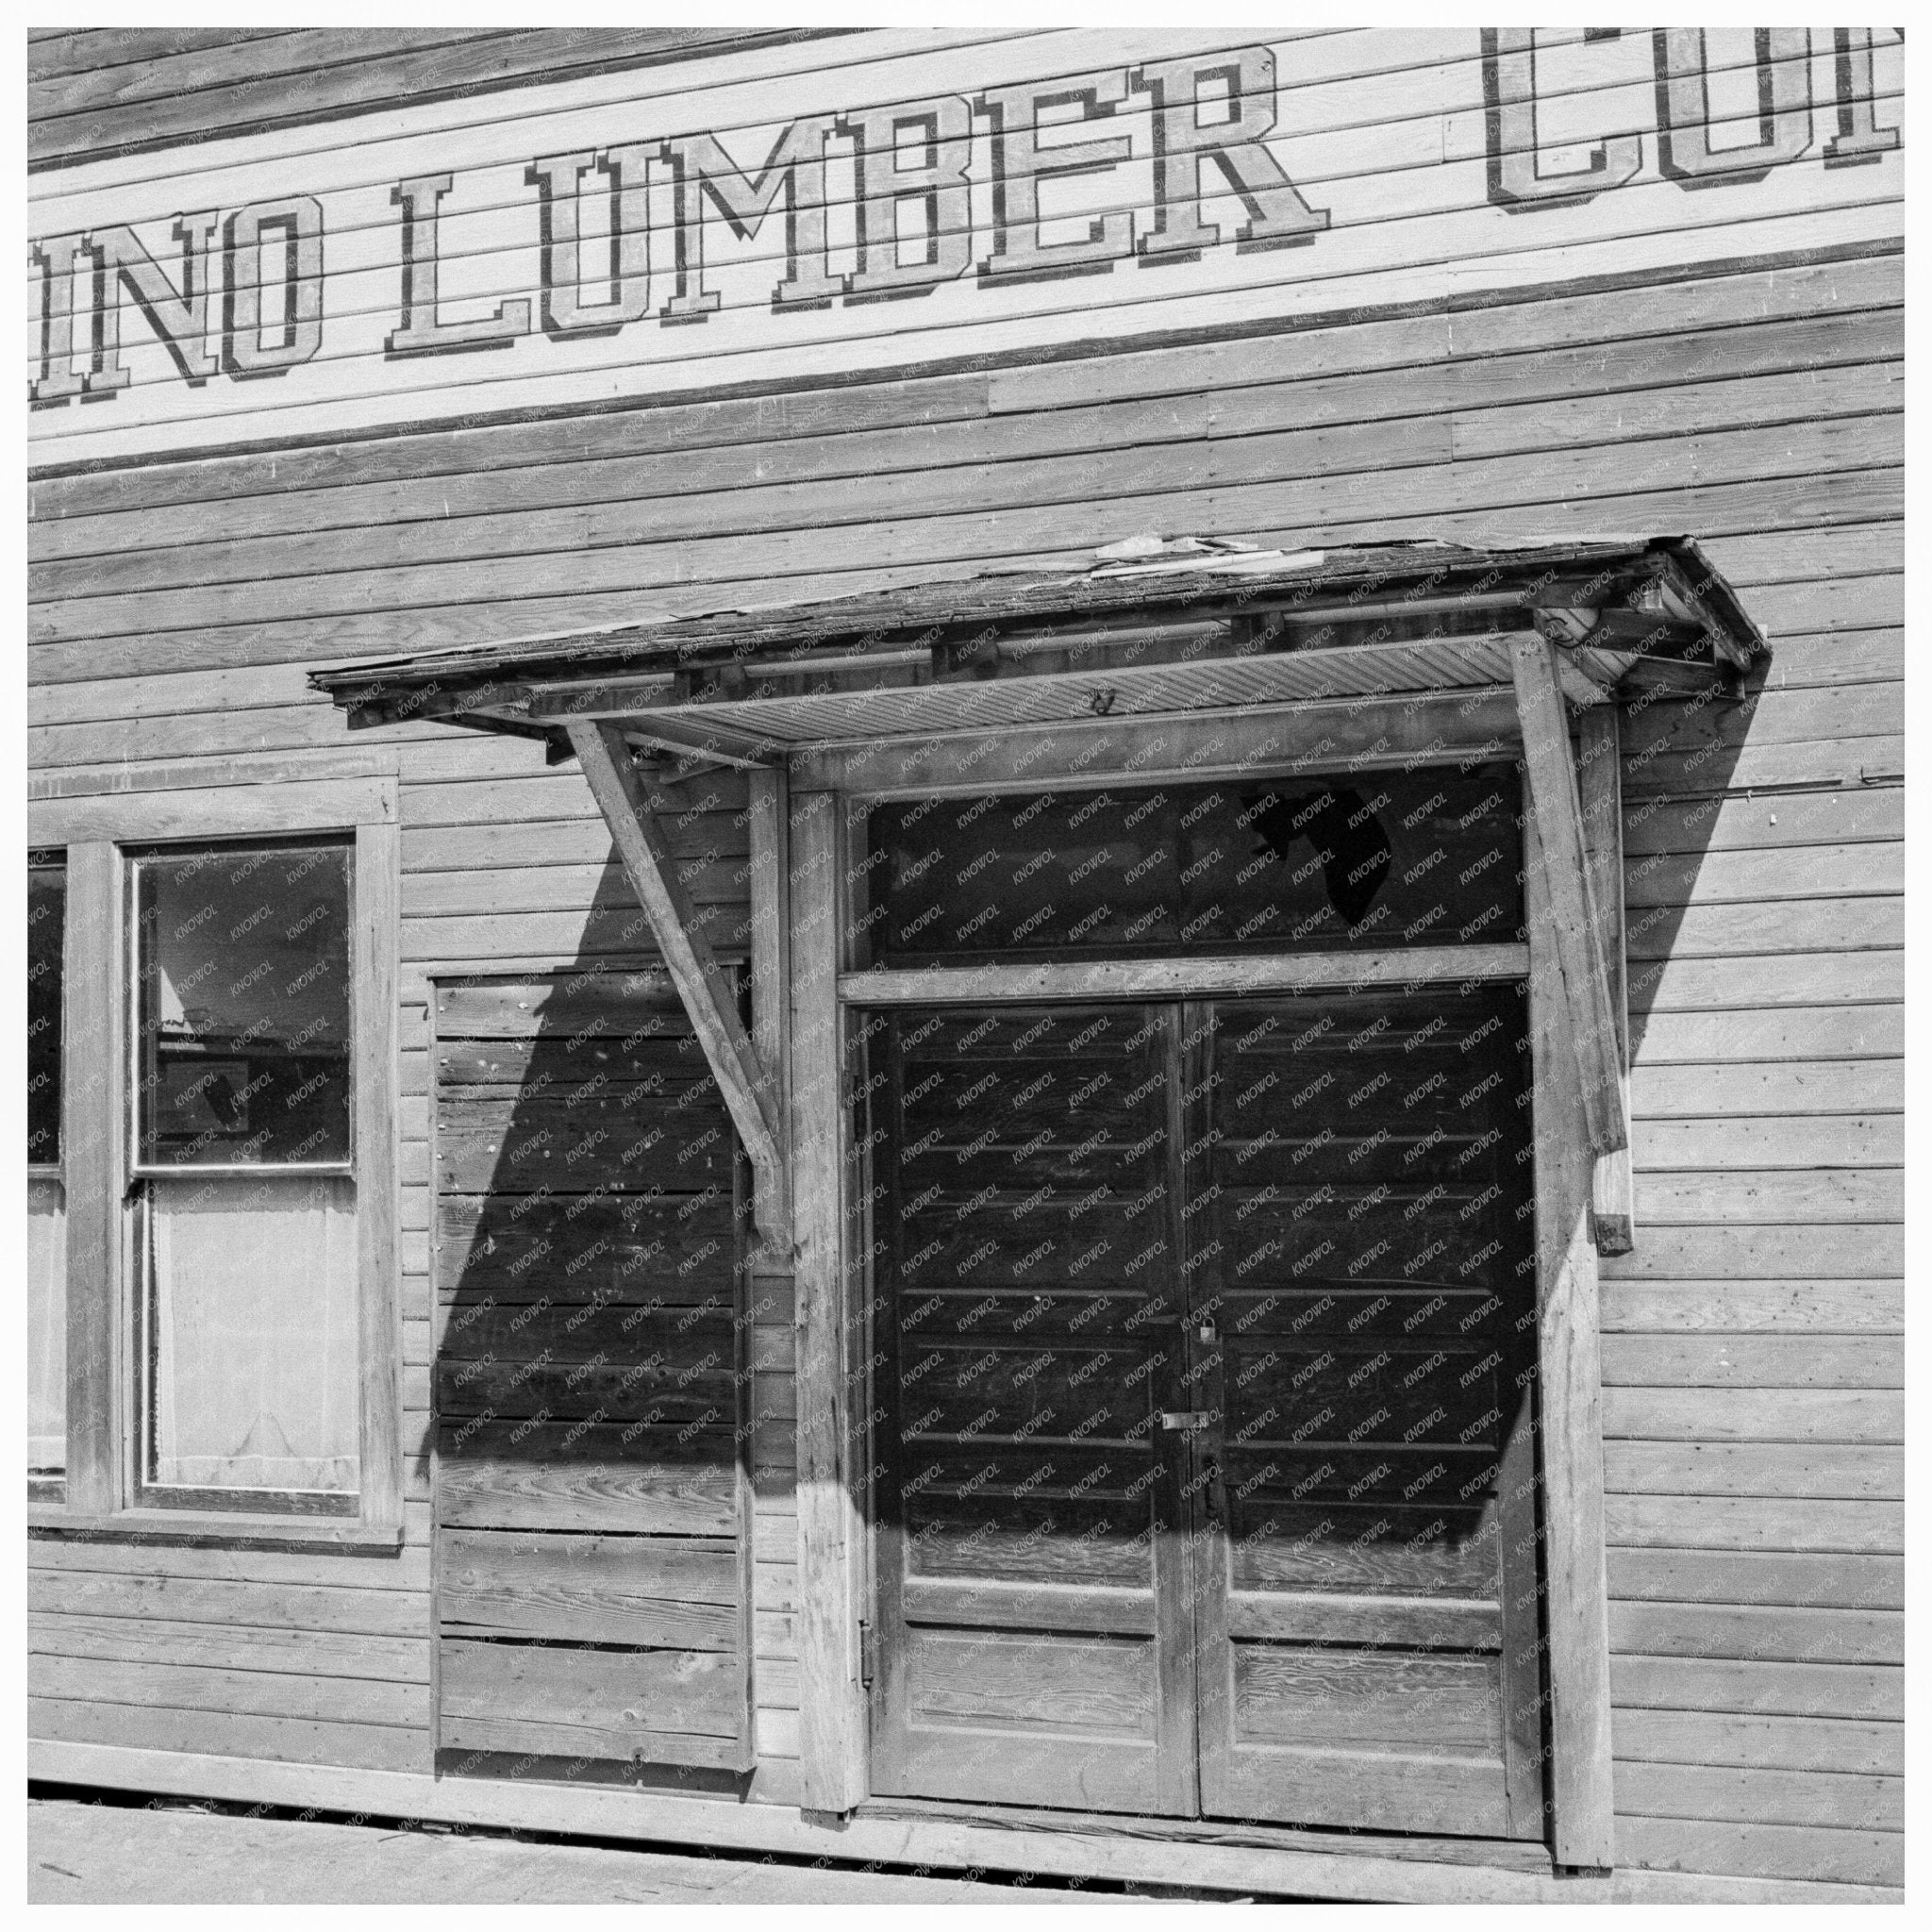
[25,28,1903,462]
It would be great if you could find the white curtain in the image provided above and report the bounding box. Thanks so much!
[148,1175,359,1493]
[28,1176,65,1474]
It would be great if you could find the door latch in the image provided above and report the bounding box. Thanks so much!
[858,1620,875,1689]
[1204,1457,1225,1521]
[1159,1410,1211,1431]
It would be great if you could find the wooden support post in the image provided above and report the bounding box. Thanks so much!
[1510,637,1627,1159]
[567,722,786,1243]
[1574,708,1635,1257]
[746,767,793,1270]
[789,788,868,1814]
[1524,800,1617,1872]
[62,841,125,1516]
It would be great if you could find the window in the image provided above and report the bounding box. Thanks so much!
[26,772,400,1539]
[28,852,65,1490]
[865,764,1524,965]
[130,840,360,1513]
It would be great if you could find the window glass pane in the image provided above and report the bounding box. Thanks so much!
[28,1176,66,1477]
[145,1174,359,1495]
[867,764,1524,965]
[28,856,64,1165]
[136,841,352,1167]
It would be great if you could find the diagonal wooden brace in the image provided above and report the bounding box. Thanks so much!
[569,721,790,1249]
[1511,636,1629,1163]
[1575,706,1636,1256]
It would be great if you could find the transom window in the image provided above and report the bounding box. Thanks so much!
[864,762,1524,966]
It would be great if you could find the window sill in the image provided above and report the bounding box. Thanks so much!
[27,1506,403,1554]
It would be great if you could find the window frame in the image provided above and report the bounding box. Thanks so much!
[26,848,69,1502]
[25,768,402,1546]
[126,830,361,1519]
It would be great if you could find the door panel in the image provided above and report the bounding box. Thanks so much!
[1193,986,1544,1839]
[866,985,1545,1840]
[867,1004,1193,1815]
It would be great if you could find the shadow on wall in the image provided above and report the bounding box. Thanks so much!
[427,844,759,1791]
[1612,652,1786,1069]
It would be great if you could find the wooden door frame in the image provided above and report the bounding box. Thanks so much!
[788,710,1622,1868]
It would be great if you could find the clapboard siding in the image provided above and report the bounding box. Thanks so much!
[21,514,1902,694]
[25,30,1904,1879]
[29,28,851,171]
[28,311,1907,571]
[27,1700,428,1773]
[25,415,1904,645]
[1601,566,1905,1896]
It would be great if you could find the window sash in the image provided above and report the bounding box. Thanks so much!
[133,1174,361,1517]
[127,837,356,1174]
[26,782,400,1535]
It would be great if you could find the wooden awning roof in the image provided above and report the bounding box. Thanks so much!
[311,534,1763,772]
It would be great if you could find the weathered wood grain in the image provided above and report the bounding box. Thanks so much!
[1603,1441,1901,1501]
[30,1654,428,1729]
[1601,1336,1900,1390]
[788,789,867,1812]
[1610,1656,1901,1721]
[1613,1761,1900,1832]
[1630,1006,1900,1067]
[1625,898,1900,963]
[27,1569,431,1635]
[1622,841,1900,908]
[1524,792,1615,1864]
[1632,1170,1900,1225]
[1602,1387,1902,1445]
[26,1537,431,1590]
[29,1613,428,1680]
[55,845,119,1513]
[1599,1279,1901,1334]
[438,1530,739,1650]
[29,415,1902,649]
[1607,1549,1902,1613]
[29,354,1905,596]
[31,27,845,169]
[438,1637,744,1742]
[1607,1602,1900,1668]
[1612,1816,1900,1888]
[1629,1060,1902,1119]
[1604,1495,1901,1556]
[434,1424,739,1535]
[1612,1708,1901,1775]
[28,1698,428,1772]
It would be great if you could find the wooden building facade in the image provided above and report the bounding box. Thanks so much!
[26,28,1903,1903]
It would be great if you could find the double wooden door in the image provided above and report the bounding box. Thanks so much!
[862,987,1545,1839]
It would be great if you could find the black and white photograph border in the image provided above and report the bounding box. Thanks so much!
[15,5,1913,1914]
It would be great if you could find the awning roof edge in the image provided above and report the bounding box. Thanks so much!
[310,536,1765,740]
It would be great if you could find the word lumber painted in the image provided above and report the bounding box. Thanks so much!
[26,28,1903,463]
